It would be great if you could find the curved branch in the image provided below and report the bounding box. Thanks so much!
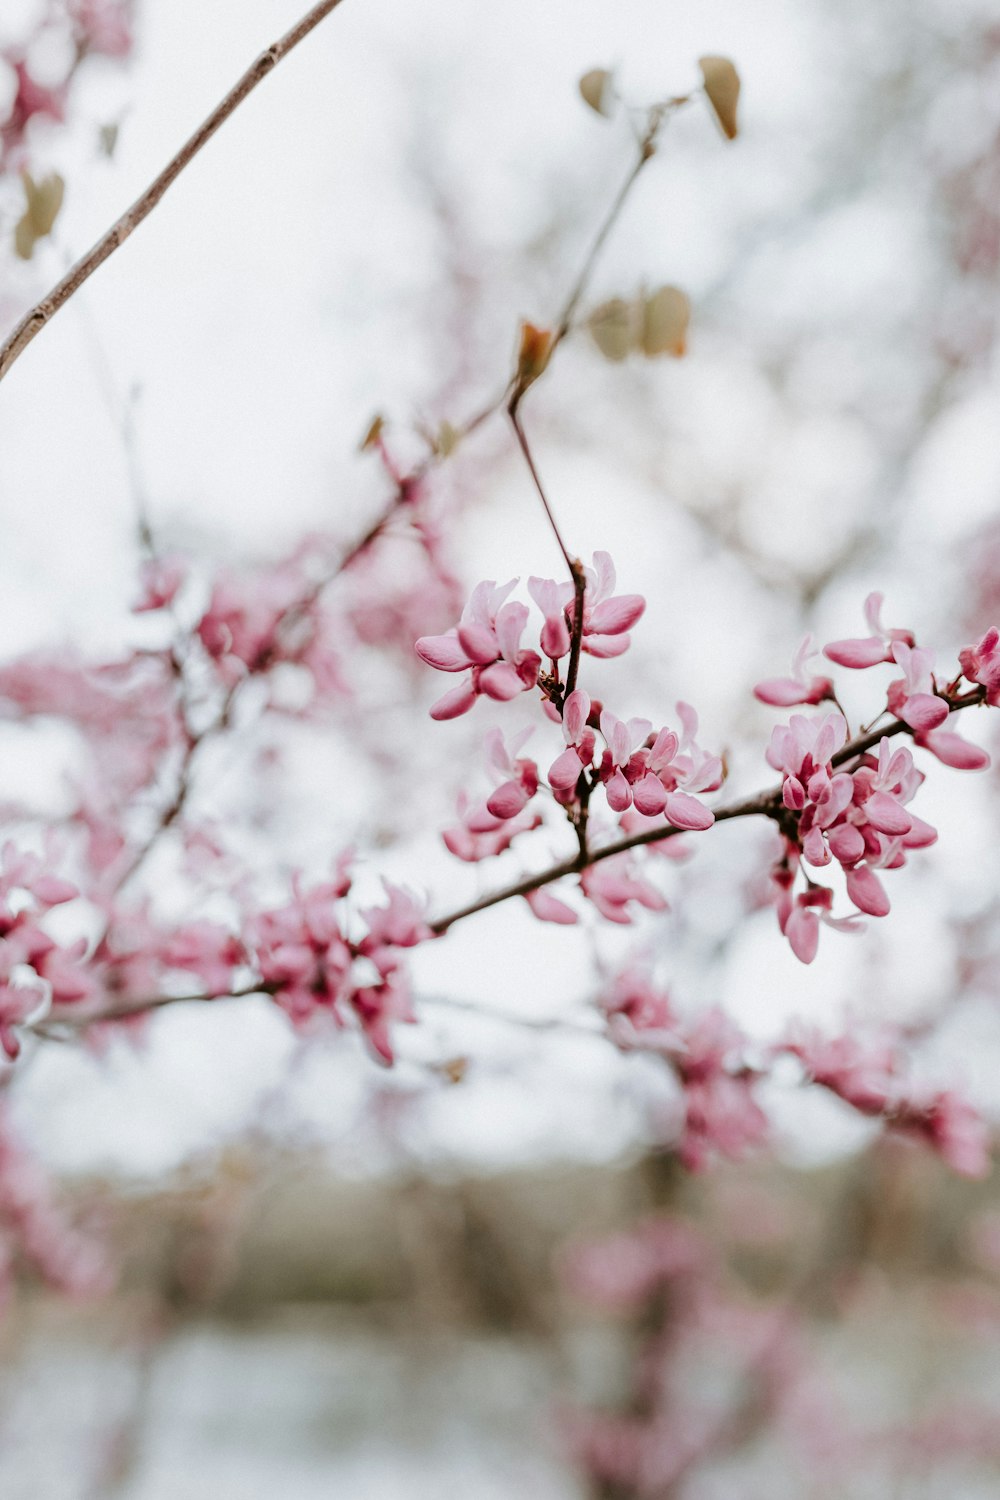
[0,0,349,384]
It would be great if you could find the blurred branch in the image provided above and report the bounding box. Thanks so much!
[0,0,350,384]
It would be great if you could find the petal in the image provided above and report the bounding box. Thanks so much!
[846,864,890,917]
[899,693,949,734]
[486,780,530,820]
[563,689,591,743]
[902,814,937,849]
[583,633,632,658]
[495,601,529,662]
[548,747,584,793]
[415,633,472,672]
[920,730,990,771]
[786,907,819,965]
[457,622,499,664]
[478,662,524,701]
[664,792,715,831]
[632,773,668,817]
[754,677,813,707]
[823,636,890,669]
[540,615,571,659]
[605,768,633,812]
[524,889,578,925]
[588,594,646,635]
[864,791,913,836]
[827,823,866,864]
[430,680,477,720]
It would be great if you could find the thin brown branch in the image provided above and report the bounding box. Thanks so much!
[508,403,577,578]
[0,0,349,384]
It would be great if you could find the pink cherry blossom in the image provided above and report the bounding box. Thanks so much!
[442,791,542,861]
[415,578,541,718]
[571,551,646,658]
[580,854,667,924]
[754,634,834,707]
[823,591,914,669]
[960,626,1000,706]
[480,728,539,822]
[886,641,949,733]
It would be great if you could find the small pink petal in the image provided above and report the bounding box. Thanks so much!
[865,791,912,836]
[588,594,646,635]
[828,823,866,864]
[563,689,590,742]
[899,693,949,734]
[846,864,890,917]
[664,792,714,831]
[823,637,890,669]
[430,680,477,720]
[486,781,530,820]
[754,677,812,707]
[605,768,633,812]
[457,622,499,664]
[415,634,471,672]
[478,662,524,700]
[920,731,990,771]
[632,773,668,817]
[786,907,819,964]
[540,615,571,659]
[524,889,578,925]
[583,633,632,658]
[902,814,937,849]
[549,747,584,792]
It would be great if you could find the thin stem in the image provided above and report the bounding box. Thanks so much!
[0,0,349,383]
[508,403,577,577]
[550,115,662,353]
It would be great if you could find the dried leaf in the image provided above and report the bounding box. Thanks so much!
[14,170,65,260]
[437,1056,468,1085]
[699,55,740,140]
[516,321,553,386]
[436,420,460,457]
[587,298,636,362]
[98,122,120,159]
[579,68,613,118]
[359,413,385,451]
[641,285,691,357]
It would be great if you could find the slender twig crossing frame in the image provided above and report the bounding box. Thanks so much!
[0,0,348,384]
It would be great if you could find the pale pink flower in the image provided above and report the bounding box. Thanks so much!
[415,579,540,719]
[886,641,949,733]
[524,887,578,924]
[68,0,134,59]
[571,551,646,658]
[132,556,185,614]
[442,792,542,862]
[580,854,667,924]
[480,728,539,822]
[754,634,834,707]
[823,591,914,669]
[960,626,1000,706]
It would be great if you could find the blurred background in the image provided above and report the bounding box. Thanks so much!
[3,0,1000,1494]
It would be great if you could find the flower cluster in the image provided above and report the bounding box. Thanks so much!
[417,554,722,922]
[0,842,91,1059]
[781,1024,989,1177]
[602,968,768,1170]
[245,860,431,1064]
[756,597,993,963]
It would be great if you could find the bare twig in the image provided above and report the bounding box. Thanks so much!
[0,0,349,383]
